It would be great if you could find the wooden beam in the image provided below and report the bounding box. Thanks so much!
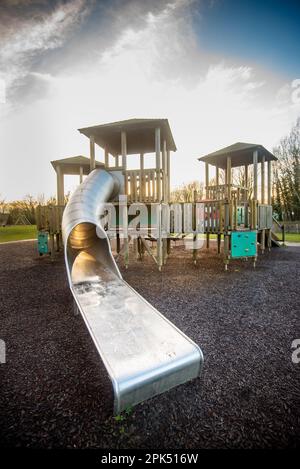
[244,164,248,188]
[205,162,209,199]
[226,156,231,200]
[157,203,162,271]
[155,127,161,202]
[90,134,95,172]
[253,150,258,200]
[121,131,127,194]
[216,166,219,186]
[162,139,167,202]
[105,147,109,168]
[56,165,64,205]
[56,166,60,205]
[261,155,265,204]
[140,153,144,201]
[121,131,127,169]
[167,150,170,202]
[122,197,129,268]
[267,160,272,205]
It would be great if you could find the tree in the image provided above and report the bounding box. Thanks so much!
[273,117,300,220]
[0,194,7,214]
[171,181,204,202]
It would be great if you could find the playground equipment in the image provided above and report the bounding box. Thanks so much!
[36,120,282,269]
[62,168,203,414]
[198,142,280,268]
[35,118,284,412]
[37,119,176,267]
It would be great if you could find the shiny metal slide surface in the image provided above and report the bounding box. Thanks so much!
[62,169,203,414]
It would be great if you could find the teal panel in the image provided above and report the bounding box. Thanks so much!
[38,231,49,254]
[231,231,257,258]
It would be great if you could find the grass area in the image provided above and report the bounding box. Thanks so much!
[0,225,299,244]
[0,225,37,243]
[284,233,300,243]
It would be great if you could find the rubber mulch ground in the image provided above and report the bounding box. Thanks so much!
[0,240,299,449]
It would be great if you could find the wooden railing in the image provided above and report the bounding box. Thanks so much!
[205,184,249,202]
[36,205,65,234]
[125,168,166,203]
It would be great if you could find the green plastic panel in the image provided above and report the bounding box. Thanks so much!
[231,231,257,258]
[38,231,49,254]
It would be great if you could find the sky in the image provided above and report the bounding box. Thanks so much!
[0,0,300,201]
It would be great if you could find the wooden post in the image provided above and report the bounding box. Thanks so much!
[162,139,167,202]
[121,131,127,195]
[215,166,219,199]
[90,134,95,172]
[56,165,64,205]
[155,127,161,202]
[105,148,109,168]
[267,160,272,205]
[157,203,163,271]
[261,155,265,204]
[205,162,209,199]
[115,154,119,168]
[253,150,258,200]
[260,154,266,254]
[79,166,83,184]
[55,233,60,252]
[50,234,55,260]
[261,229,266,254]
[167,150,170,202]
[226,156,232,200]
[56,165,60,205]
[245,164,248,192]
[163,238,168,265]
[224,234,230,271]
[140,153,144,202]
[121,196,129,268]
[217,233,221,254]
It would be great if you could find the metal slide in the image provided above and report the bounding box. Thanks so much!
[62,169,203,414]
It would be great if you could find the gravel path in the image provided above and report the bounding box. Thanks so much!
[0,241,299,449]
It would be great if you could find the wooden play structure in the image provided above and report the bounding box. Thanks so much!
[36,119,283,270]
[36,119,175,266]
[198,142,279,269]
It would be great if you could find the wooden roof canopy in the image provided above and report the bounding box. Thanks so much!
[78,118,177,156]
[198,142,277,169]
[51,156,104,175]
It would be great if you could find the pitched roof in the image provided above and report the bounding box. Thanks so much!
[51,156,104,175]
[78,118,177,155]
[198,142,277,169]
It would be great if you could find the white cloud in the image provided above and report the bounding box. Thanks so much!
[0,0,299,200]
[0,0,92,97]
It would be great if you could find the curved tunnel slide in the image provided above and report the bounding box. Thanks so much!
[62,169,203,414]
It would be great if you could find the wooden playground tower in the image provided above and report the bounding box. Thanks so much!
[198,142,277,268]
[78,118,174,204]
[36,118,176,268]
[36,119,280,270]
